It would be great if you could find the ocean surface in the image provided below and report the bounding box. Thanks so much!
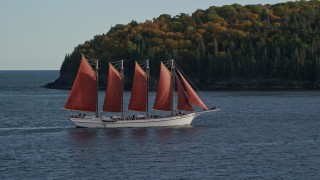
[0,70,320,179]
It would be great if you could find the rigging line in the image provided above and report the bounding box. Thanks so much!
[113,64,122,71]
[112,62,121,67]
[110,60,125,70]
[83,54,100,61]
[162,60,173,66]
[162,61,172,68]
[135,60,146,68]
[110,60,125,64]
[136,59,148,63]
[83,54,112,62]
[85,58,97,63]
[160,59,173,69]
[140,64,147,69]
[174,62,214,108]
[87,59,96,63]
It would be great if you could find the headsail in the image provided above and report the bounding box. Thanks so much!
[176,69,208,110]
[128,62,148,112]
[153,62,172,111]
[102,63,123,112]
[64,56,97,112]
[176,75,193,111]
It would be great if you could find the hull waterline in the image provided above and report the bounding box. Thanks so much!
[69,113,195,128]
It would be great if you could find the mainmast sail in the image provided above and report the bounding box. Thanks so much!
[102,63,123,112]
[153,62,172,111]
[176,70,208,110]
[64,56,97,112]
[128,62,148,112]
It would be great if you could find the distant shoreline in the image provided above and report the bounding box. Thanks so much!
[43,78,320,90]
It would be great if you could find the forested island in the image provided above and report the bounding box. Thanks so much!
[44,0,320,90]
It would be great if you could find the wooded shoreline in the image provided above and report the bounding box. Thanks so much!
[45,1,320,90]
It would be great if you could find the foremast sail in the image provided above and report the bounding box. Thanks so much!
[176,74,193,111]
[154,60,208,115]
[64,55,97,112]
[176,70,208,110]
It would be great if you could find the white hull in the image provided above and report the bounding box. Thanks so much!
[67,109,219,128]
[69,113,195,128]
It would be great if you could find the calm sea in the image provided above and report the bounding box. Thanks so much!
[0,70,320,179]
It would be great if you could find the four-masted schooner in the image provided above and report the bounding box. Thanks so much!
[64,55,219,128]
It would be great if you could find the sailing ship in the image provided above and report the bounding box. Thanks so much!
[64,55,219,128]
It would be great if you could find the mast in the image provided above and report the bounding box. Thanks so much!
[95,59,99,118]
[146,59,150,118]
[120,60,124,119]
[171,59,175,117]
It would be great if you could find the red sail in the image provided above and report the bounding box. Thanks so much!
[102,63,123,112]
[176,75,193,111]
[177,70,208,110]
[64,56,97,112]
[153,62,172,111]
[128,62,148,112]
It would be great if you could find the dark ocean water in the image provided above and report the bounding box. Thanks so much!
[0,71,320,179]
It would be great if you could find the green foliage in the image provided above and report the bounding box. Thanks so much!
[59,1,320,88]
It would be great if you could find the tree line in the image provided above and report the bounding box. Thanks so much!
[53,0,320,90]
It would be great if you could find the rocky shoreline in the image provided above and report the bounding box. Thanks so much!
[43,77,320,90]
